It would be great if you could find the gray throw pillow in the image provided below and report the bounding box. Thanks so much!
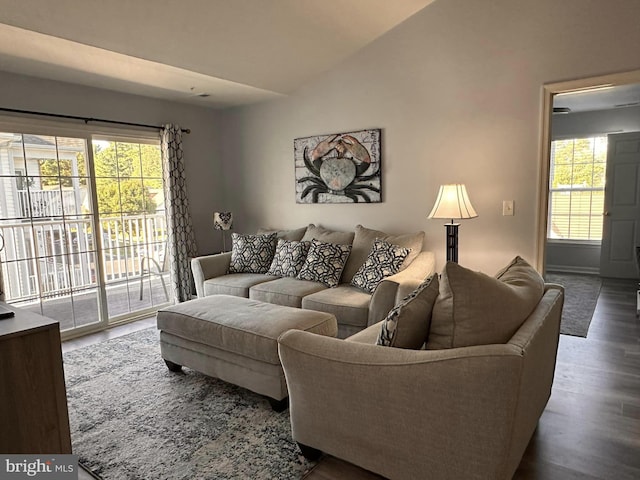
[351,238,410,294]
[377,275,439,349]
[297,239,352,288]
[267,239,311,277]
[426,256,545,349]
[257,226,308,241]
[341,225,424,284]
[301,224,355,245]
[228,232,277,274]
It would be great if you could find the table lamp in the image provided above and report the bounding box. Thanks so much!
[213,212,233,252]
[428,184,477,263]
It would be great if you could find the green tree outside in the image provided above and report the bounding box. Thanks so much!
[93,141,163,215]
[94,142,162,189]
[95,179,156,215]
[549,136,607,241]
[92,141,163,239]
[550,137,606,188]
[38,153,88,187]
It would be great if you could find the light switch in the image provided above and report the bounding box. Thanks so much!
[503,200,514,216]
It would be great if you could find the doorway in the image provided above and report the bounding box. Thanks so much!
[536,69,640,277]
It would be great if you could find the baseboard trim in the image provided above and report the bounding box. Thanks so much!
[545,265,600,275]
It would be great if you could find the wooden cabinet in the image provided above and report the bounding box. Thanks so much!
[0,303,72,453]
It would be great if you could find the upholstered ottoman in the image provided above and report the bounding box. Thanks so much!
[156,294,337,410]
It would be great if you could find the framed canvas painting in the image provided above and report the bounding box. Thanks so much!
[294,129,381,203]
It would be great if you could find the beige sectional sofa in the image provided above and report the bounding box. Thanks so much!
[278,258,565,480]
[191,224,436,338]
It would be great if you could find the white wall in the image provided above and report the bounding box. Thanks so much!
[0,70,224,254]
[546,242,601,275]
[217,0,640,274]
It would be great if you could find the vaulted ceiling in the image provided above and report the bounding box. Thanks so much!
[0,0,436,108]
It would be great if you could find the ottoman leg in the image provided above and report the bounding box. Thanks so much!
[268,396,289,412]
[164,359,183,372]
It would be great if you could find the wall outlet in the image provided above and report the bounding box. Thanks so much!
[503,200,514,216]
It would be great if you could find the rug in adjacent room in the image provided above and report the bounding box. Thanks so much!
[545,272,602,337]
[63,328,313,480]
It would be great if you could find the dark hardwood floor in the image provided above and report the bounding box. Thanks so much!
[61,316,157,354]
[513,278,640,480]
[64,278,640,479]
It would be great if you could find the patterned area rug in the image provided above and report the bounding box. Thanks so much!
[545,272,602,337]
[63,328,313,480]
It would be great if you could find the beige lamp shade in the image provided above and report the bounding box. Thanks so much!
[428,184,478,220]
[213,212,233,230]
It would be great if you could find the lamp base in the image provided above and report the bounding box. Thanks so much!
[444,222,460,263]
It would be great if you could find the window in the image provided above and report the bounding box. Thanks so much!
[0,126,170,335]
[548,136,607,241]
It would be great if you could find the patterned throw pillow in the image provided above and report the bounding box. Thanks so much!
[377,275,440,349]
[228,232,277,274]
[297,239,352,288]
[351,238,411,294]
[267,239,311,277]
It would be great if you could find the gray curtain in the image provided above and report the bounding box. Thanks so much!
[161,124,199,302]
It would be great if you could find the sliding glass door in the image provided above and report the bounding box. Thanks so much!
[0,129,171,335]
[0,132,101,331]
[92,138,170,321]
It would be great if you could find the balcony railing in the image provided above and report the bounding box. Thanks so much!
[16,189,80,218]
[0,213,168,302]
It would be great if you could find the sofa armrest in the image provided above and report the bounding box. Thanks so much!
[190,252,232,298]
[367,250,436,325]
[278,331,523,480]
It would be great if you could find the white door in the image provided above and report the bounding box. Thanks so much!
[600,132,640,278]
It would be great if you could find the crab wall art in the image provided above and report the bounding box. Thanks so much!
[294,129,381,203]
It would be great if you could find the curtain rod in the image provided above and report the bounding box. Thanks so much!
[0,107,191,134]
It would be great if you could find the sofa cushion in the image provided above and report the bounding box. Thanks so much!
[249,277,327,308]
[297,239,352,288]
[228,232,278,274]
[267,239,311,278]
[203,273,277,298]
[302,285,372,328]
[351,238,410,294]
[301,224,355,245]
[426,256,545,350]
[376,275,439,349]
[341,225,424,283]
[257,226,308,241]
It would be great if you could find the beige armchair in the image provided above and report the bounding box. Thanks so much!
[277,285,564,480]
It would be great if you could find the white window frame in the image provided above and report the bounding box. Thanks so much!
[547,135,607,244]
